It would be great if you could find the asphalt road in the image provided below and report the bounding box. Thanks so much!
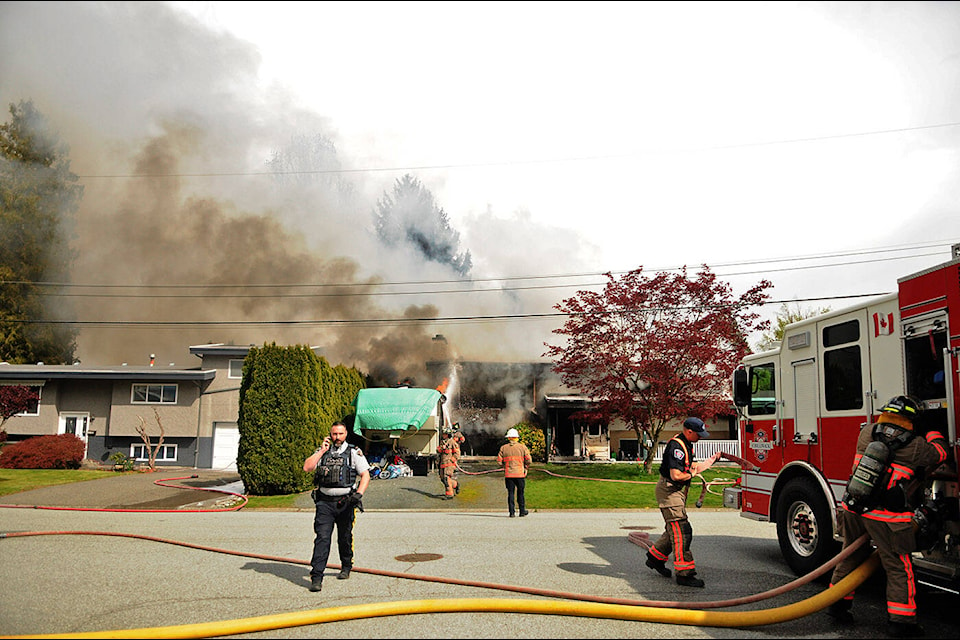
[1,469,957,638]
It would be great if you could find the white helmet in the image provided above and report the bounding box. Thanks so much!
[506,428,520,439]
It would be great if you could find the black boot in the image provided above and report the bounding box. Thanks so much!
[309,577,323,592]
[644,552,671,578]
[676,573,705,588]
[826,600,854,625]
[887,621,924,638]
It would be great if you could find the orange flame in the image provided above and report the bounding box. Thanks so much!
[436,378,449,394]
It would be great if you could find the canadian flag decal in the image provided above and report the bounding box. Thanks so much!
[874,312,894,337]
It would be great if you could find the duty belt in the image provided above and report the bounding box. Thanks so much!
[312,490,348,502]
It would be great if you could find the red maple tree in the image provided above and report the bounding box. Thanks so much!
[544,265,772,471]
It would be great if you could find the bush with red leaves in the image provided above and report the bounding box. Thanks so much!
[0,434,86,469]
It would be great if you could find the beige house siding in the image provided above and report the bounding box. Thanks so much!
[106,381,204,437]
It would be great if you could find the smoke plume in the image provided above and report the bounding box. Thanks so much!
[0,2,601,387]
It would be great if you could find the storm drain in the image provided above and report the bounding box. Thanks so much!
[395,553,443,562]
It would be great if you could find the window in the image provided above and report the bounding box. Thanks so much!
[587,423,603,436]
[131,383,177,404]
[2,383,42,416]
[824,346,863,410]
[823,319,859,347]
[748,363,777,416]
[228,359,243,379]
[905,330,947,401]
[130,443,178,461]
[822,319,863,411]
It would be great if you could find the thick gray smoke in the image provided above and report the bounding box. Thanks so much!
[0,2,601,385]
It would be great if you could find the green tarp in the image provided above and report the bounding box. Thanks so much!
[352,387,441,434]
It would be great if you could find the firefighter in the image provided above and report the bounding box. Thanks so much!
[497,427,532,517]
[826,396,949,637]
[437,424,461,499]
[645,416,722,587]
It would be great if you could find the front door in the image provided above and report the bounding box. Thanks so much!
[58,413,90,454]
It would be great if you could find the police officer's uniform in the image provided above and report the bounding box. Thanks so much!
[310,441,370,588]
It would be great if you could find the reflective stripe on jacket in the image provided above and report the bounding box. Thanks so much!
[497,441,532,478]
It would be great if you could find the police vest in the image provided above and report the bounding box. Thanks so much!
[314,444,359,489]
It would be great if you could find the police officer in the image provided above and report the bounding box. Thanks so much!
[645,417,721,587]
[437,425,461,499]
[826,396,948,637]
[302,421,370,593]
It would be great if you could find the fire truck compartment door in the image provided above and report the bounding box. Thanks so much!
[793,358,818,442]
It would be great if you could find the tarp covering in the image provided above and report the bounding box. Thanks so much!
[352,387,441,434]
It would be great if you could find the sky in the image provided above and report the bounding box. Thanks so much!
[2,1,960,382]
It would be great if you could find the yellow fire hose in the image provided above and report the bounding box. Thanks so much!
[4,552,879,640]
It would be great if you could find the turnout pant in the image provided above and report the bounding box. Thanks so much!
[830,509,919,624]
[650,476,696,576]
[505,477,526,515]
[440,464,458,496]
[310,497,356,581]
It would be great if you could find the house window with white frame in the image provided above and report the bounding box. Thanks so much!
[131,383,178,404]
[2,382,42,416]
[228,359,243,379]
[130,443,177,462]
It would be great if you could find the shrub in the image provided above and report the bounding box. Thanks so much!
[0,434,86,469]
[516,421,546,462]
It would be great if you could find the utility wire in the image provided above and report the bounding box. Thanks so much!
[8,293,895,328]
[2,241,955,299]
[72,121,960,179]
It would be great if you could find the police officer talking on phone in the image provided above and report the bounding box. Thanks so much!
[302,421,370,593]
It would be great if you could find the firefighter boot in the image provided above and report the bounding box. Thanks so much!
[645,552,671,578]
[826,600,854,625]
[887,621,924,638]
[676,573,705,588]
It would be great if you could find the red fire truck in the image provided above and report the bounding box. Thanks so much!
[730,248,960,593]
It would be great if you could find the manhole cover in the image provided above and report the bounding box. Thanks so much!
[620,525,654,530]
[395,553,443,562]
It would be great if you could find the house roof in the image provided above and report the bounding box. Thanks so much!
[0,363,216,382]
[188,343,323,358]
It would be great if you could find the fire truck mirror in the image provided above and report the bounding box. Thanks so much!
[733,367,750,407]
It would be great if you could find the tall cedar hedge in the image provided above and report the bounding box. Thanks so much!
[236,343,366,495]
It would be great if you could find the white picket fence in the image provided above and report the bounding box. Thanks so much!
[653,439,740,462]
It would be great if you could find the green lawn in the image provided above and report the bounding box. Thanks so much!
[526,463,739,509]
[0,464,741,510]
[0,468,116,497]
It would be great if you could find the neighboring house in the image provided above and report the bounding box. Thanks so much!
[543,389,738,462]
[0,344,260,470]
[1,346,740,469]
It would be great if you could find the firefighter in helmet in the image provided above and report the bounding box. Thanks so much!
[827,395,948,637]
[437,423,461,499]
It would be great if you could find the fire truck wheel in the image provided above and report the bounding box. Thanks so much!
[776,477,839,577]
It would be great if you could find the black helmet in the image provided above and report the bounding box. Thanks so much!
[880,396,921,421]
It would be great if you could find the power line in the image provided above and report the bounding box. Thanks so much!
[2,241,953,300]
[72,122,960,179]
[9,293,895,329]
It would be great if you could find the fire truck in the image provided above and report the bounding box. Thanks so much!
[730,247,960,593]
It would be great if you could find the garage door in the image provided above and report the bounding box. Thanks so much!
[212,423,240,471]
